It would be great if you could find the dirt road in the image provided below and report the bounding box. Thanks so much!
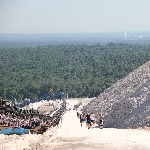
[46,100,150,150]
[1,99,150,150]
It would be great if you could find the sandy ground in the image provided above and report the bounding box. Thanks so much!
[0,99,150,150]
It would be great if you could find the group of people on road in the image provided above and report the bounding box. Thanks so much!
[77,111,103,129]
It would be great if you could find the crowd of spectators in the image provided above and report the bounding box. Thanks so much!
[0,113,53,129]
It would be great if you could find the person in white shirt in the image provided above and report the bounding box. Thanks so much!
[90,113,95,128]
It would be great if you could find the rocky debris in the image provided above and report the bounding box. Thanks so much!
[74,102,82,109]
[37,100,62,115]
[82,61,150,129]
[73,98,95,110]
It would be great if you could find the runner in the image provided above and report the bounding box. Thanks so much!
[79,113,83,127]
[99,114,103,129]
[77,111,79,119]
[90,113,95,129]
[86,113,91,129]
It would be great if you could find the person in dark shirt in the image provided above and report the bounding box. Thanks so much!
[77,112,79,119]
[86,113,91,129]
[79,114,83,127]
[99,114,103,129]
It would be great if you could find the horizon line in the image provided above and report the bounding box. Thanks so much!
[1,30,150,34]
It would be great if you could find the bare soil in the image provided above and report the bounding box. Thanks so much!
[0,99,150,150]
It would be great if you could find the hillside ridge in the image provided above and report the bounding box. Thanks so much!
[82,61,150,128]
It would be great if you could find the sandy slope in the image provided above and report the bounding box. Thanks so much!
[0,99,150,150]
[47,99,150,150]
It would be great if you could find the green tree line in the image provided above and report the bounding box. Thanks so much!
[0,43,150,101]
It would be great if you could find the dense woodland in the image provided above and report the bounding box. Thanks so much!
[0,43,150,101]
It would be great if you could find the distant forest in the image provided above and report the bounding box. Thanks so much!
[0,43,150,101]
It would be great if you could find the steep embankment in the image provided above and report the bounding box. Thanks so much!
[82,61,150,128]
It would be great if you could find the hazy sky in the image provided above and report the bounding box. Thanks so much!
[0,0,150,33]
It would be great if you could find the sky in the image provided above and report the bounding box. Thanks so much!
[0,0,150,33]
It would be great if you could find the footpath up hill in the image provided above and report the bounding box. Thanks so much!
[82,61,150,129]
